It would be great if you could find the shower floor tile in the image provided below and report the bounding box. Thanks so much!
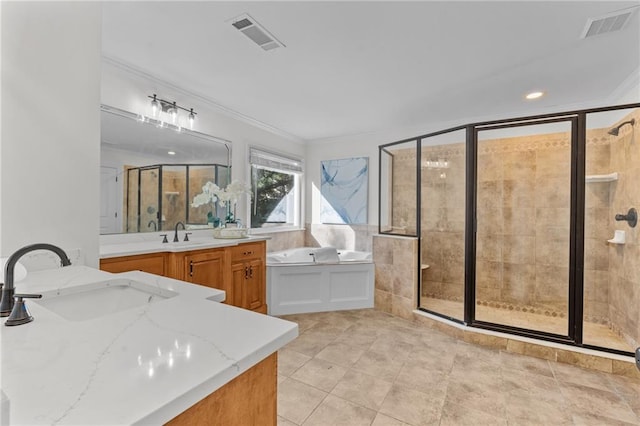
[277,309,640,426]
[420,297,635,353]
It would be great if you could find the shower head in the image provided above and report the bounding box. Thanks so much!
[608,118,636,136]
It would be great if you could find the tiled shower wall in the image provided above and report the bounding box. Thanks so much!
[605,109,640,346]
[421,146,466,304]
[475,132,574,316]
[372,234,419,320]
[584,129,613,326]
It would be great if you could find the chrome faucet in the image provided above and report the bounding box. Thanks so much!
[173,221,186,242]
[0,243,71,317]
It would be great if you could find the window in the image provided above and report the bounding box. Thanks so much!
[249,147,303,230]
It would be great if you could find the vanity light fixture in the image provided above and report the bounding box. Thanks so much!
[525,91,545,100]
[147,94,197,129]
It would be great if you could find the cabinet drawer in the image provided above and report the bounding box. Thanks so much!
[100,253,166,276]
[230,241,265,261]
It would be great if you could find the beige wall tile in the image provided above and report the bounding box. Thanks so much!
[503,150,536,181]
[503,207,535,236]
[476,235,502,262]
[391,295,414,320]
[535,176,571,208]
[461,332,508,350]
[611,360,640,380]
[375,289,392,313]
[503,179,536,208]
[505,340,557,361]
[535,234,570,267]
[502,236,536,264]
[555,350,613,373]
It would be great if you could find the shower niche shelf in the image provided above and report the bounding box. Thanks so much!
[585,172,618,183]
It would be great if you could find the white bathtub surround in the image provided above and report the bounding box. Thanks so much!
[305,223,377,252]
[267,247,372,265]
[2,265,297,425]
[267,247,374,315]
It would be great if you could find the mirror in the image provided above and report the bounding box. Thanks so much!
[100,105,231,235]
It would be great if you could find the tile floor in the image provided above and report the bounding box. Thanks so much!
[421,297,635,353]
[277,309,640,426]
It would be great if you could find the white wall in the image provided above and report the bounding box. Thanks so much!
[1,2,102,266]
[101,59,306,224]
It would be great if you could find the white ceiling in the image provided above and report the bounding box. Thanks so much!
[102,1,640,142]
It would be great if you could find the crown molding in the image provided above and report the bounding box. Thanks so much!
[102,55,306,144]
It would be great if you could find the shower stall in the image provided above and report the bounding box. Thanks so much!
[126,163,229,232]
[379,103,640,356]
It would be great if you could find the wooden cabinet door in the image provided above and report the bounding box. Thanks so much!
[230,241,267,313]
[230,261,246,308]
[184,250,227,294]
[244,259,265,312]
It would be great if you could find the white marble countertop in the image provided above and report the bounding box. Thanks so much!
[1,265,297,425]
[100,235,269,258]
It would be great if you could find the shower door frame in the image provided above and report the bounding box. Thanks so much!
[379,102,640,357]
[465,115,583,346]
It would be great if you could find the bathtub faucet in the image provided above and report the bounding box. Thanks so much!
[309,253,316,263]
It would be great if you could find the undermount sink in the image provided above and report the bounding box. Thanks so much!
[33,279,178,321]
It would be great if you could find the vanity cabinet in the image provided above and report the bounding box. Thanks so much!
[230,241,267,314]
[166,352,277,425]
[99,252,167,276]
[100,241,267,313]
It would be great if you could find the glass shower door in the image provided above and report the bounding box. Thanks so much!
[474,119,574,336]
[419,129,467,321]
[139,167,160,232]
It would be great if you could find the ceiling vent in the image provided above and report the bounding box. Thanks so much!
[581,8,637,38]
[230,14,285,51]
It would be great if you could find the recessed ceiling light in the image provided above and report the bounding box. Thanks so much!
[525,91,545,100]
[168,151,176,155]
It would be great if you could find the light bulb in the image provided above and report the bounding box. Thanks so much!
[151,94,161,118]
[170,102,178,124]
[188,108,195,129]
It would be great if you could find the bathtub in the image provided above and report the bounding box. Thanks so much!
[267,247,374,315]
